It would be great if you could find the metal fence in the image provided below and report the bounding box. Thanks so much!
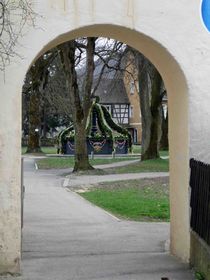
[190,158,210,246]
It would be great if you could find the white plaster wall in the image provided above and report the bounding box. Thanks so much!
[16,0,210,162]
[0,0,210,273]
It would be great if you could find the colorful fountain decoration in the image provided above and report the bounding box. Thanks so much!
[57,99,132,155]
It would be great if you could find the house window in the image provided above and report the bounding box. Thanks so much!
[130,105,134,118]
[133,129,138,144]
[162,104,168,118]
[113,104,129,124]
[130,81,135,95]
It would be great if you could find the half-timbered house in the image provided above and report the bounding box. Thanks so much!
[94,60,142,144]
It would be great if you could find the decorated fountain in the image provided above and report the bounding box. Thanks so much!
[57,100,132,155]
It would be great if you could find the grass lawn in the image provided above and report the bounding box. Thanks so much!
[36,157,169,172]
[160,150,169,157]
[41,146,57,154]
[105,158,169,174]
[79,177,169,222]
[130,145,169,158]
[36,156,139,169]
[22,146,27,154]
[131,145,141,154]
[22,146,57,154]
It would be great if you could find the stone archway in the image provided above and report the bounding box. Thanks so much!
[1,1,198,273]
[33,24,190,261]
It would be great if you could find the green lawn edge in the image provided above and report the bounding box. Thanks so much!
[79,178,170,222]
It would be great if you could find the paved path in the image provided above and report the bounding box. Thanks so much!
[59,158,169,189]
[35,158,169,189]
[1,158,193,280]
[64,172,169,189]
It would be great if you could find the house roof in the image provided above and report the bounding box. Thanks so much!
[94,77,130,104]
[77,53,130,104]
[93,56,130,104]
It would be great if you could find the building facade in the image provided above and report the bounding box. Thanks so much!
[95,55,142,144]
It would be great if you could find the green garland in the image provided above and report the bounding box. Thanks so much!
[101,105,132,148]
[93,103,113,139]
[58,100,132,152]
[57,125,74,152]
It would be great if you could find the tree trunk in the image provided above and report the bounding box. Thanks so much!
[26,91,42,153]
[160,107,169,150]
[42,106,47,139]
[136,52,162,161]
[138,65,152,159]
[25,54,52,153]
[73,123,93,172]
[141,69,162,160]
[58,38,97,172]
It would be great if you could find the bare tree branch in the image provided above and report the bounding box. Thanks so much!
[0,0,36,71]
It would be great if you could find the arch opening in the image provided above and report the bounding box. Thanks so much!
[23,24,189,262]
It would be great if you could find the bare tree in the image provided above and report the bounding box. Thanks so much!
[58,37,125,172]
[23,37,128,163]
[0,0,36,71]
[43,55,72,117]
[23,51,57,153]
[126,47,166,160]
[160,98,168,150]
[38,55,72,138]
[58,38,96,171]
